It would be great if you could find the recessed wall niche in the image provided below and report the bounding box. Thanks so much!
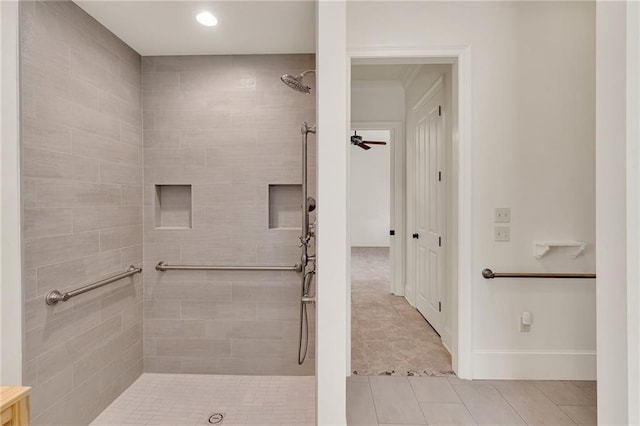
[269,184,302,229]
[155,185,192,229]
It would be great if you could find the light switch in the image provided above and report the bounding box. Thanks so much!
[495,226,510,242]
[495,208,511,223]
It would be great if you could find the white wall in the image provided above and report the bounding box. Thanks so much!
[316,1,348,424]
[350,79,405,290]
[351,81,405,123]
[348,1,596,379]
[350,129,391,247]
[0,0,23,385]
[595,2,639,424]
[404,67,448,111]
[626,6,640,424]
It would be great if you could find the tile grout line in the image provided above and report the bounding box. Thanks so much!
[405,376,429,425]
[492,383,575,426]
[448,380,481,426]
[490,384,534,426]
[531,380,594,407]
[365,376,385,426]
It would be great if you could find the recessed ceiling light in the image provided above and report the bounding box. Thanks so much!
[196,11,218,27]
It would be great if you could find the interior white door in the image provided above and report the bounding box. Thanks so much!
[413,83,445,335]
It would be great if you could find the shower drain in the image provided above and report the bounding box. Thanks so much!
[207,413,224,424]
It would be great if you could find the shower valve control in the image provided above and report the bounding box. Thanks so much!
[299,235,311,247]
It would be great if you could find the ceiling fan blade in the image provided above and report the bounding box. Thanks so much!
[362,141,387,145]
[358,143,371,150]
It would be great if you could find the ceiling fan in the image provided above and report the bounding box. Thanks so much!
[350,131,387,150]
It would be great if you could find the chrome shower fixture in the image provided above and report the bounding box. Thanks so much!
[280,70,315,94]
[307,196,316,213]
[301,121,316,135]
[296,119,316,365]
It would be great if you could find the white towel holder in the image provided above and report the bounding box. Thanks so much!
[533,241,586,259]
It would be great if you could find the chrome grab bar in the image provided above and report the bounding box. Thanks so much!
[482,268,596,279]
[156,261,303,273]
[45,265,142,305]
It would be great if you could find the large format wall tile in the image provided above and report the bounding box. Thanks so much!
[143,54,316,375]
[20,1,143,425]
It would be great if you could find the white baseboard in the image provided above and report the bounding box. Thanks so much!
[472,350,596,380]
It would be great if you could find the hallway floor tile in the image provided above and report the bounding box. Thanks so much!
[347,376,597,426]
[351,247,452,376]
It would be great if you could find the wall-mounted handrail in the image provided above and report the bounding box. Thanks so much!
[482,268,596,279]
[45,265,142,305]
[156,261,302,273]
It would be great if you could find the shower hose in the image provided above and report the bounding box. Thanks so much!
[298,268,315,365]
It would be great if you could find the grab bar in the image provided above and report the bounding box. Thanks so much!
[156,261,303,272]
[45,265,142,305]
[482,268,596,279]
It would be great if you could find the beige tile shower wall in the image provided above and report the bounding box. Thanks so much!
[143,54,316,375]
[20,2,143,424]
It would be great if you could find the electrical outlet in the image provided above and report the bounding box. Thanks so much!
[495,226,510,242]
[495,207,511,223]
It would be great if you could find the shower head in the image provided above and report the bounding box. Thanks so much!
[280,70,315,94]
[281,74,310,93]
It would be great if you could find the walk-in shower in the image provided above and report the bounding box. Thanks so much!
[19,0,317,421]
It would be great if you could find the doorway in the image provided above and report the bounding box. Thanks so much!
[349,64,456,376]
[350,126,450,375]
[349,124,404,293]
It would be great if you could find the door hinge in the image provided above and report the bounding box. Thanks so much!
[390,230,395,236]
[412,233,419,239]
[438,301,442,312]
[438,105,442,116]
[438,236,442,247]
[438,171,442,182]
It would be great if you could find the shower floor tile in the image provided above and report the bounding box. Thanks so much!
[90,373,315,426]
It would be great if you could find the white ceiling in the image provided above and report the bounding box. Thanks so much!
[74,1,315,56]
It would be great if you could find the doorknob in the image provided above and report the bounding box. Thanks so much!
[412,233,419,239]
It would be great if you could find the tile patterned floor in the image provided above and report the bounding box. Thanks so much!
[90,374,315,426]
[347,375,598,426]
[351,247,452,376]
